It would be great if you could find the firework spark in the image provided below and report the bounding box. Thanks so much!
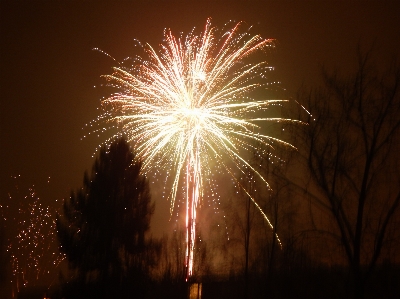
[3,176,65,297]
[97,19,297,279]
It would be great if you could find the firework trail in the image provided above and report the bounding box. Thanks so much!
[96,19,297,279]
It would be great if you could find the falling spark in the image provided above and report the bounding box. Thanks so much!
[95,19,298,279]
[3,176,65,297]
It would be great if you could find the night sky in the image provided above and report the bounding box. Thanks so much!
[1,0,400,269]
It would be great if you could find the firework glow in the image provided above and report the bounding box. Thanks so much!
[96,19,297,280]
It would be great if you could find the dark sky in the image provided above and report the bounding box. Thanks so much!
[1,0,400,238]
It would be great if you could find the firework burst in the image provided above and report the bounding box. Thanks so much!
[2,176,65,297]
[96,19,297,279]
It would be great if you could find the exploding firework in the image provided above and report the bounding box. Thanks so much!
[95,19,297,279]
[2,176,65,297]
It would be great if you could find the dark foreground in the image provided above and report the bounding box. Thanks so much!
[17,265,400,299]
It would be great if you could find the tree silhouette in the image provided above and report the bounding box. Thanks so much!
[57,138,155,299]
[296,48,400,299]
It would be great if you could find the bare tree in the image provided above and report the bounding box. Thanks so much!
[251,144,302,294]
[231,151,295,298]
[233,171,258,299]
[156,229,186,283]
[296,48,400,299]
